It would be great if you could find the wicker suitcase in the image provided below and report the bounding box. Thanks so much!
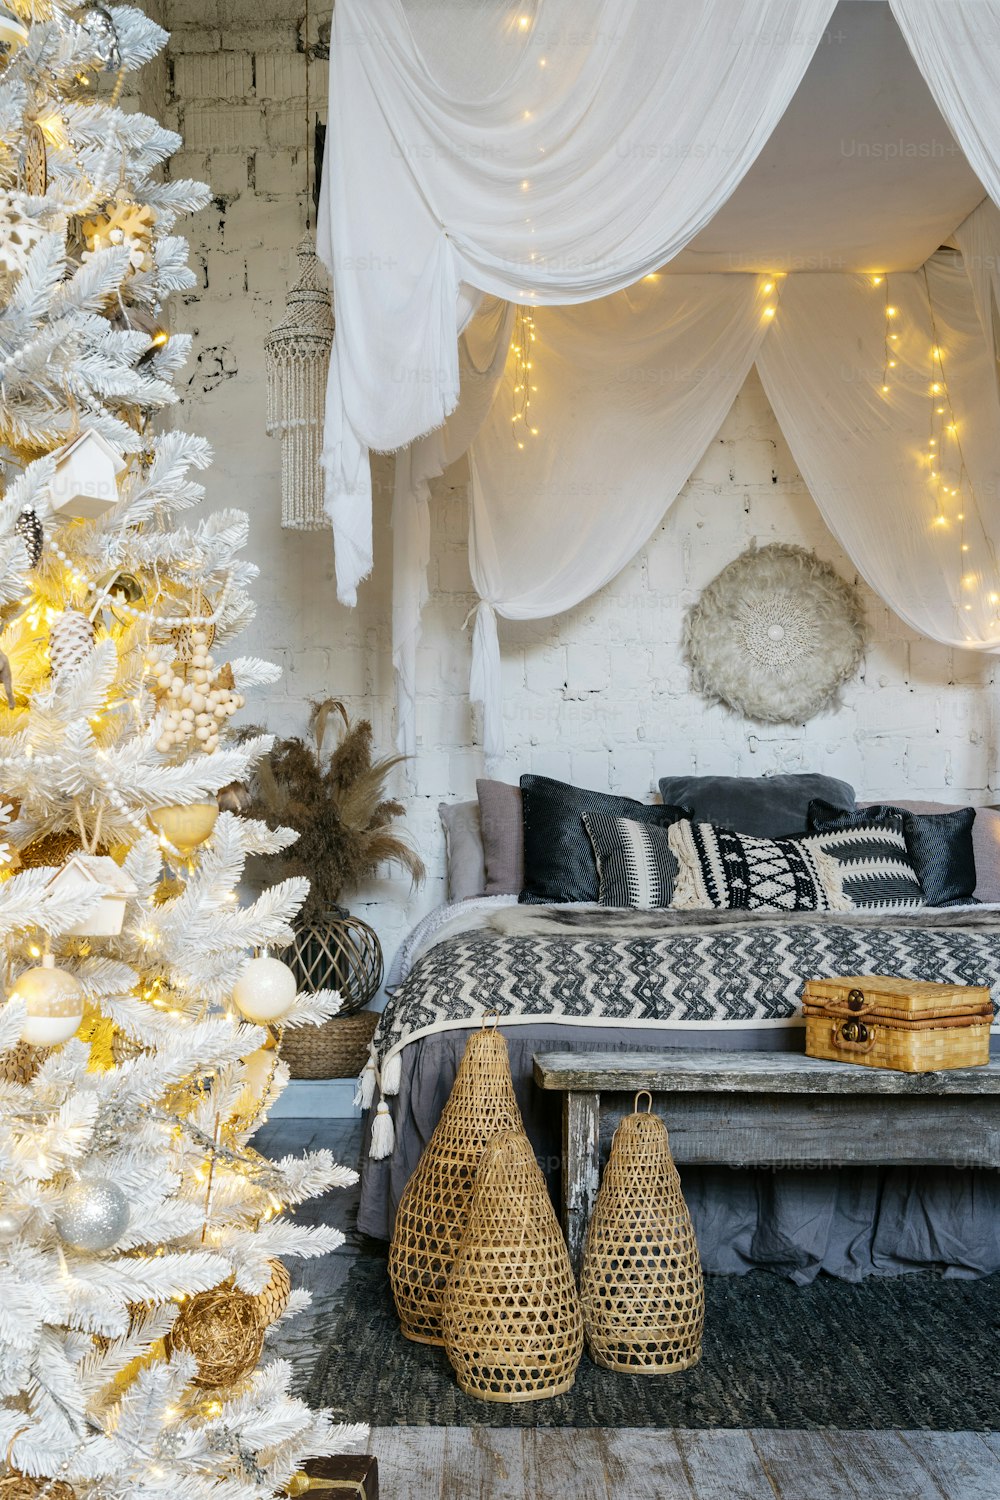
[802,975,992,1072]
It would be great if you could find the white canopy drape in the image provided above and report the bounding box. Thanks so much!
[318,0,1000,762]
[318,0,838,604]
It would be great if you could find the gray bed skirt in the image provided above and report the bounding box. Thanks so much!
[357,1025,1000,1283]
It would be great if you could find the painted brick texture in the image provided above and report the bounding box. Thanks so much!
[160,3,1000,970]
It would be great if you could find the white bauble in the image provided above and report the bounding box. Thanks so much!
[232,955,297,1023]
[0,1206,23,1242]
[11,956,84,1046]
[55,1177,130,1251]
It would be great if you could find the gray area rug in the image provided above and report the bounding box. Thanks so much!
[307,1250,1000,1429]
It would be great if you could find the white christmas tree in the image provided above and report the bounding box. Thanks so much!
[0,4,362,1496]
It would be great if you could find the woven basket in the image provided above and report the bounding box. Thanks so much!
[579,1092,704,1375]
[389,1022,523,1346]
[280,1008,379,1080]
[443,1128,583,1403]
[287,910,383,1019]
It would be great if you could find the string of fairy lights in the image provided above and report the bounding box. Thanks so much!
[875,269,999,623]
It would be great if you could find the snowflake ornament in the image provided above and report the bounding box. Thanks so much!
[0,192,42,280]
[82,197,156,272]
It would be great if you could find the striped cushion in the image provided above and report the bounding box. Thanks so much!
[806,804,925,909]
[583,813,679,909]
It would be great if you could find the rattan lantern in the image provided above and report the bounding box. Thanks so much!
[579,1091,704,1375]
[389,1021,523,1346]
[443,1128,584,1403]
[265,236,334,531]
[285,909,382,1016]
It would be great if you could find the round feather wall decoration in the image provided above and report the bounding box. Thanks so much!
[682,542,866,724]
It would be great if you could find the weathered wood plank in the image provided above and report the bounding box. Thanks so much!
[439,1428,525,1500]
[749,1429,867,1498]
[598,1428,696,1497]
[370,1424,447,1500]
[898,1430,1000,1500]
[564,1090,600,1273]
[594,1092,1000,1168]
[521,1429,612,1500]
[673,1429,776,1499]
[534,1050,1000,1096]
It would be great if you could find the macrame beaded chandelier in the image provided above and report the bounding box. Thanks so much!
[265,236,334,530]
[264,0,333,530]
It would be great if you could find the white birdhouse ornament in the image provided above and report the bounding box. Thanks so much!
[49,429,126,520]
[46,853,138,936]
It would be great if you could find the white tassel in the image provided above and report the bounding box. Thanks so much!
[354,1059,377,1110]
[369,1099,395,1160]
[381,1049,402,1096]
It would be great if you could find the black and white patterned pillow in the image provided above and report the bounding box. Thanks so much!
[806,817,925,909]
[582,812,679,909]
[668,820,848,912]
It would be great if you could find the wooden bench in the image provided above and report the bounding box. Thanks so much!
[532,1049,1000,1272]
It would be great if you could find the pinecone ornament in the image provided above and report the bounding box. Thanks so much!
[15,507,42,566]
[257,1258,292,1324]
[49,609,95,680]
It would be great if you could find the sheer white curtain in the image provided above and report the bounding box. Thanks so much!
[318,0,838,605]
[954,196,1000,391]
[465,275,775,756]
[757,252,1000,654]
[891,1,1000,212]
[392,298,513,757]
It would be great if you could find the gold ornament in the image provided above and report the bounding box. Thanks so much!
[82,198,155,272]
[10,954,85,1048]
[23,123,47,196]
[256,1258,291,1324]
[153,873,185,905]
[48,609,95,681]
[166,1283,265,1388]
[93,569,144,626]
[147,801,219,853]
[18,830,83,868]
[0,1477,76,1499]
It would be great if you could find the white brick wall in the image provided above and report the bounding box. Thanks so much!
[159,3,1000,973]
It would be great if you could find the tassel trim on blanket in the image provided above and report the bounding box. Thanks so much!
[369,1099,395,1159]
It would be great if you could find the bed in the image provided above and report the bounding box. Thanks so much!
[357,897,1000,1282]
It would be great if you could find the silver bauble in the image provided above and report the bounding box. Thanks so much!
[0,1205,23,1242]
[55,1178,129,1251]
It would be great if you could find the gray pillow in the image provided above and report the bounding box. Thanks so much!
[657,773,855,838]
[438,801,486,902]
[477,779,524,895]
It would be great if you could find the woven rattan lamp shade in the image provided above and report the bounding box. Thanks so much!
[579,1093,704,1375]
[388,1022,523,1346]
[443,1128,583,1403]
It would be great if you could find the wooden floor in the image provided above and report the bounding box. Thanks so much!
[257,1117,1000,1500]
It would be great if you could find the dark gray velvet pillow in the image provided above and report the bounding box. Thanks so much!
[657,773,856,838]
[519,774,686,904]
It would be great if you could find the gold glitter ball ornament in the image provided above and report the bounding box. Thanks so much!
[0,1478,76,1499]
[166,1283,265,1388]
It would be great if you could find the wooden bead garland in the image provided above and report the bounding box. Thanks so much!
[150,632,243,756]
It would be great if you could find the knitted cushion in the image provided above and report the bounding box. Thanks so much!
[669,820,846,912]
[807,801,925,908]
[900,807,977,907]
[582,812,679,909]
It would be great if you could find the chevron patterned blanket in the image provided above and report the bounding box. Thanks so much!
[371,903,1000,1092]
